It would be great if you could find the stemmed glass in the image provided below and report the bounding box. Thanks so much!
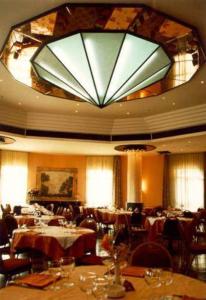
[48,260,62,291]
[60,256,75,288]
[79,271,97,299]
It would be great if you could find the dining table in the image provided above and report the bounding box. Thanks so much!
[0,265,205,300]
[144,216,194,241]
[97,208,132,227]
[11,225,96,260]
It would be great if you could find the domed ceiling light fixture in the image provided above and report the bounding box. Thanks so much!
[114,144,156,152]
[31,31,172,108]
[0,4,205,108]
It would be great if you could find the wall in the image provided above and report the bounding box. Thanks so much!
[142,154,164,207]
[28,152,164,208]
[28,153,87,203]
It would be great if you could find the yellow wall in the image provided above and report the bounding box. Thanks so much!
[142,154,164,207]
[28,152,164,208]
[28,153,87,203]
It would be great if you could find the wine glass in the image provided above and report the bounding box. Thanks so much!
[79,271,97,298]
[60,256,75,288]
[48,260,61,291]
[58,219,64,227]
[92,276,109,300]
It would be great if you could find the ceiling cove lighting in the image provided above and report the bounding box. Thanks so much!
[31,31,172,108]
[114,144,156,152]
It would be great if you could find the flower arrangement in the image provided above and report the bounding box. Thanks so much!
[28,188,40,197]
[101,234,128,260]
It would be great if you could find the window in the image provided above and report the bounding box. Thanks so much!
[175,166,204,211]
[86,156,113,208]
[0,151,28,207]
[168,153,204,211]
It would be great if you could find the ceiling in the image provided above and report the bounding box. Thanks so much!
[0,0,206,155]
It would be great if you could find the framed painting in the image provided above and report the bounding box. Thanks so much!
[36,167,78,198]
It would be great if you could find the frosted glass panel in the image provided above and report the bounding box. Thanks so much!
[48,34,98,102]
[105,34,158,102]
[34,63,90,101]
[112,47,171,100]
[32,31,172,107]
[115,65,170,101]
[83,32,124,105]
[34,46,90,99]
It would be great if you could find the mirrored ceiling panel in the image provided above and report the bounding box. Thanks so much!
[0,3,205,107]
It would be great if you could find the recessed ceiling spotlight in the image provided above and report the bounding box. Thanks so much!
[76,103,80,106]
[172,102,176,106]
[0,79,3,82]
[200,80,204,84]
[36,95,40,99]
[75,110,78,113]
[161,96,166,100]
[126,112,130,115]
[18,102,22,106]
[0,136,16,144]
[119,103,123,107]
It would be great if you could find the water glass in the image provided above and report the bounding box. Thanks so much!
[60,256,75,278]
[60,256,75,288]
[144,268,162,288]
[159,268,173,286]
[92,276,109,300]
[79,271,97,296]
[48,260,61,291]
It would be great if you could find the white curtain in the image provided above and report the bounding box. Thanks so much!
[0,150,28,207]
[86,156,114,208]
[168,153,204,211]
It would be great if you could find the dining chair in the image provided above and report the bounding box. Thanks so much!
[79,217,98,232]
[162,218,183,254]
[3,214,18,238]
[129,241,173,269]
[0,250,32,285]
[178,218,206,274]
[0,219,11,255]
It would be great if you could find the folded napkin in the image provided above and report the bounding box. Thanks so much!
[174,296,206,300]
[181,296,206,300]
[123,280,135,291]
[15,273,60,288]
[121,266,145,278]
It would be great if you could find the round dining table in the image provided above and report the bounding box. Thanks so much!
[144,217,194,241]
[11,226,96,260]
[0,265,205,300]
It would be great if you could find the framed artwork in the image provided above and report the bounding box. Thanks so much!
[36,167,78,198]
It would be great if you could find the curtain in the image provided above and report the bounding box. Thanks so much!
[0,150,28,207]
[113,156,122,208]
[86,156,113,208]
[162,154,170,209]
[167,153,204,211]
